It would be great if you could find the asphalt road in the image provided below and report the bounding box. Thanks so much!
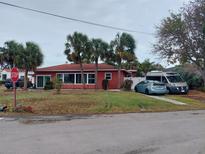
[1,110,205,154]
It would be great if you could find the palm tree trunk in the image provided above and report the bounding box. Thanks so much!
[201,69,205,86]
[95,59,98,89]
[24,69,28,90]
[80,62,85,89]
[118,65,121,89]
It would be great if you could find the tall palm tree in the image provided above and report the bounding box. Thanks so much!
[110,33,136,88]
[17,42,43,89]
[90,38,109,89]
[1,41,23,68]
[64,32,90,88]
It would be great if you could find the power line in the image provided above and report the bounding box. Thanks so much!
[0,1,154,35]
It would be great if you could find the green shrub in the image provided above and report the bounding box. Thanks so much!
[198,87,205,92]
[180,72,204,89]
[0,80,5,85]
[122,79,133,91]
[102,79,109,90]
[44,81,54,90]
[55,78,62,94]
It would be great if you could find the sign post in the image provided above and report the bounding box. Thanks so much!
[11,67,19,108]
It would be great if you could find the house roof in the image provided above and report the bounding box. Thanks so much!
[36,63,119,72]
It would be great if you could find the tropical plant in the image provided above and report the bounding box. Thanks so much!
[110,33,136,88]
[90,38,109,89]
[17,42,43,89]
[64,32,91,88]
[0,41,23,68]
[153,0,205,84]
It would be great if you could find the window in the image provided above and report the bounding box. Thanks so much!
[57,74,63,82]
[76,74,82,84]
[105,73,112,80]
[162,76,168,83]
[2,74,7,80]
[64,74,74,83]
[146,76,161,82]
[88,74,95,84]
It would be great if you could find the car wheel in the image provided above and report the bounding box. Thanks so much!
[167,88,171,94]
[135,87,138,92]
[145,89,149,95]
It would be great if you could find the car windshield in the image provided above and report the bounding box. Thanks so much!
[166,76,183,83]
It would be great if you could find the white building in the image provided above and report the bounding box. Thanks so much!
[0,69,34,83]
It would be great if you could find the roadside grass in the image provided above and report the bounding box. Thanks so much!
[165,94,205,110]
[1,86,205,115]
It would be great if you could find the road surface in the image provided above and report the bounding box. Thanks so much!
[1,110,205,154]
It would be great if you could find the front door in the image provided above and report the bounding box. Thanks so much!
[36,75,51,88]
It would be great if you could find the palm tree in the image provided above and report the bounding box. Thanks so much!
[90,38,109,89]
[1,41,23,68]
[17,42,43,89]
[110,33,136,88]
[64,32,90,88]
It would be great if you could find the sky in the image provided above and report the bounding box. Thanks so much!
[0,0,189,68]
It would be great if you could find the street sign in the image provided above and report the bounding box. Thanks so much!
[11,67,19,108]
[11,67,19,83]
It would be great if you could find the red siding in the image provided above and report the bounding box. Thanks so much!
[35,71,126,89]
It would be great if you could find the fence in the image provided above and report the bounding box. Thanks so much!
[124,77,145,90]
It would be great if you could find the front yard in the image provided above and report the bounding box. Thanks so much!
[0,86,205,115]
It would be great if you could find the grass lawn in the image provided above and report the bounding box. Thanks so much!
[0,86,205,115]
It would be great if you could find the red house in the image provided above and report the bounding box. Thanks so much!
[34,63,133,89]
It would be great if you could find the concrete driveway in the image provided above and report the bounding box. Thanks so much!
[1,111,205,154]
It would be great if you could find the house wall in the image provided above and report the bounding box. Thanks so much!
[0,70,34,82]
[35,71,126,89]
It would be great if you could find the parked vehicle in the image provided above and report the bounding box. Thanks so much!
[146,71,189,94]
[4,79,33,89]
[134,80,168,95]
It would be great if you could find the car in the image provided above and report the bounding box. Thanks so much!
[134,80,168,95]
[4,79,33,89]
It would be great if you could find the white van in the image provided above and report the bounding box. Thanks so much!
[146,71,189,94]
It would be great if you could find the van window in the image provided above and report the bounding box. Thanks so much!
[146,76,161,82]
[162,76,168,83]
[166,76,184,83]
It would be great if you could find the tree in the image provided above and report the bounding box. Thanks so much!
[110,33,136,88]
[17,42,43,89]
[0,41,23,68]
[137,59,164,76]
[153,0,205,83]
[64,32,91,87]
[90,38,109,89]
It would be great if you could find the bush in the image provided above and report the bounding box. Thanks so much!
[44,81,54,90]
[55,78,62,94]
[198,87,205,92]
[102,79,109,90]
[0,80,5,86]
[122,79,133,91]
[180,72,204,89]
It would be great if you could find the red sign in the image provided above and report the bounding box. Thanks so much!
[11,67,19,83]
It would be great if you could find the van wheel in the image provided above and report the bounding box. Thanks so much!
[145,89,149,95]
[135,87,138,92]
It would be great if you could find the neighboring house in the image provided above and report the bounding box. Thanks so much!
[34,63,134,89]
[0,69,34,82]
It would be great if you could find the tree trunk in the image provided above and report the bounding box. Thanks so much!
[95,59,98,89]
[24,69,28,90]
[80,62,85,89]
[118,64,121,89]
[201,69,205,86]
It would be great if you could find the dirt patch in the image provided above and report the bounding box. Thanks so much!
[182,90,205,103]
